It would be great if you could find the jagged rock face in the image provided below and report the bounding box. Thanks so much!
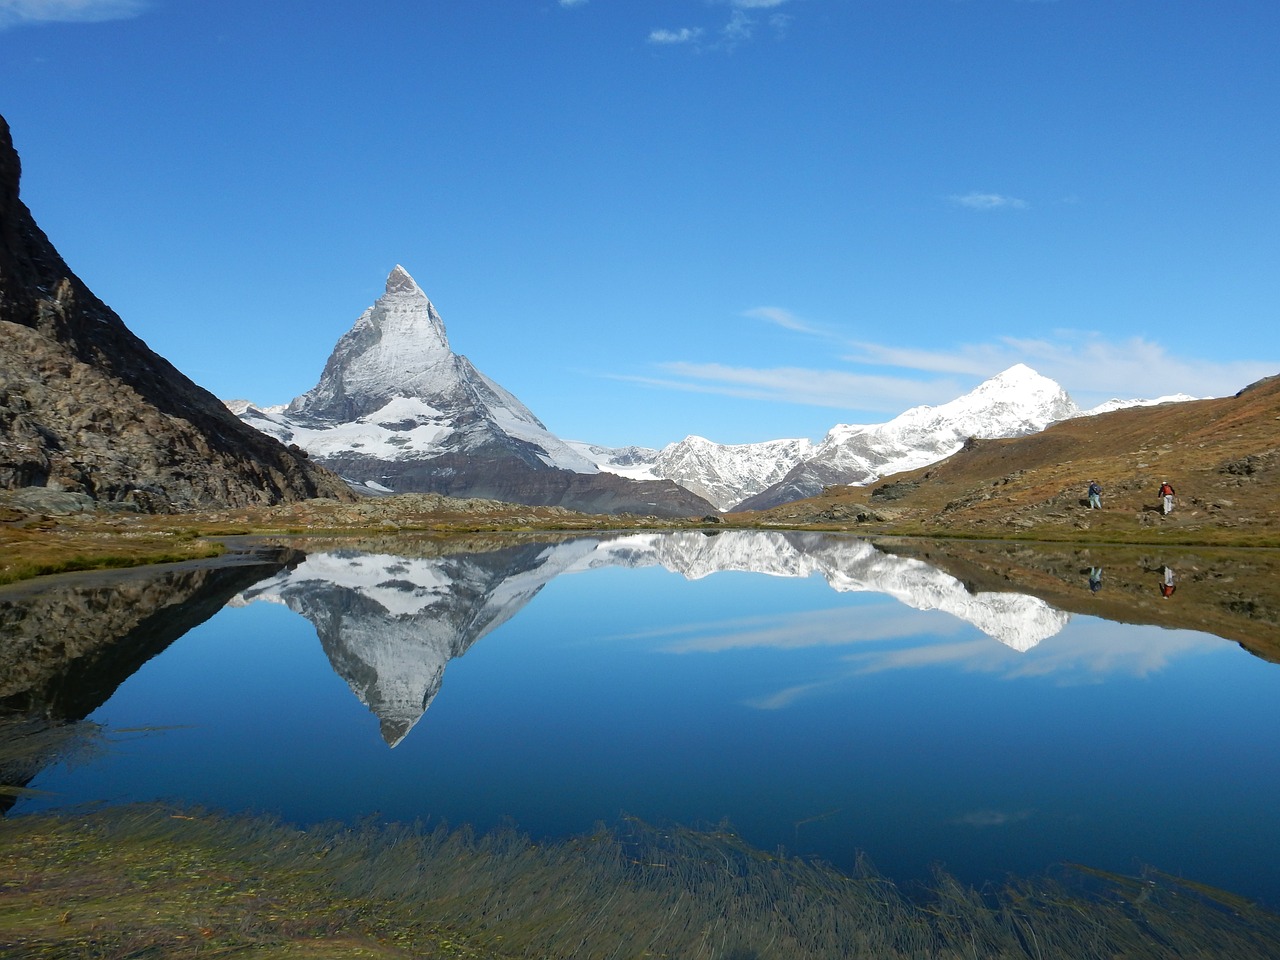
[240,267,717,518]
[0,115,353,510]
[734,364,1080,512]
[651,436,815,511]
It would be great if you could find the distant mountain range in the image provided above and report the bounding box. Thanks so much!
[575,366,1196,511]
[231,266,1195,515]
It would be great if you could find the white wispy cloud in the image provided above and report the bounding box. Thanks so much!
[648,26,702,45]
[744,306,827,336]
[722,9,754,43]
[0,0,147,28]
[618,362,964,414]
[621,325,1275,419]
[558,0,588,7]
[649,0,794,50]
[950,191,1029,211]
[842,332,1276,409]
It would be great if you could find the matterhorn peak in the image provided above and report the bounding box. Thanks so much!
[386,263,422,296]
[285,264,454,422]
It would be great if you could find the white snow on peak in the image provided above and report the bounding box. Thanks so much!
[385,263,423,296]
[1081,393,1201,416]
[574,435,816,510]
[582,366,1093,510]
[292,266,453,409]
[234,265,598,480]
[790,364,1079,490]
[652,435,817,510]
[222,399,287,417]
[230,273,1205,511]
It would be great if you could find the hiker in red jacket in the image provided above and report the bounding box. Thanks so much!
[1159,480,1175,515]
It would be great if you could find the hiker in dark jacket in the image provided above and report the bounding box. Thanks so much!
[1087,480,1102,509]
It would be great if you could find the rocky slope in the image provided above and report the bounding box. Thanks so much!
[236,267,715,518]
[0,115,353,511]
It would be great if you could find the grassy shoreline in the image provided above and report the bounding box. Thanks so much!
[3,505,1277,590]
[5,797,1280,960]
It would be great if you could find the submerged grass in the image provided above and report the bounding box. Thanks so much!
[2,799,1279,960]
[0,525,227,587]
[3,724,1279,959]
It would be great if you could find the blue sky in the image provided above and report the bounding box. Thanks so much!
[2,0,1277,447]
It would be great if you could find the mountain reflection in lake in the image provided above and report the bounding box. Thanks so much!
[9,531,1280,908]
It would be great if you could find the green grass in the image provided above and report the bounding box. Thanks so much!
[0,545,227,587]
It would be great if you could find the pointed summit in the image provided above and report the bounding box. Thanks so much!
[965,365,1078,423]
[286,265,453,422]
[385,263,421,296]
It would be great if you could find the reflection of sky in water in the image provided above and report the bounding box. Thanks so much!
[645,601,1227,703]
[17,547,1280,910]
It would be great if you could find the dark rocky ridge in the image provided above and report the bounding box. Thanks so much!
[319,447,718,517]
[0,115,353,511]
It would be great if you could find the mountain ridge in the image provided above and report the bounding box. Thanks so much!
[569,366,1198,512]
[733,364,1082,511]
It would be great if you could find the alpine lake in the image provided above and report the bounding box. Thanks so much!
[4,528,1280,956]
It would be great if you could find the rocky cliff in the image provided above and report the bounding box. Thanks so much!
[0,115,353,511]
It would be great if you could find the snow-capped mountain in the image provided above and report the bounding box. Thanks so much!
[232,267,715,517]
[234,531,1070,745]
[735,364,1081,511]
[568,435,816,511]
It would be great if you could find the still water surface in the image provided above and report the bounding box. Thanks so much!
[15,531,1280,905]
